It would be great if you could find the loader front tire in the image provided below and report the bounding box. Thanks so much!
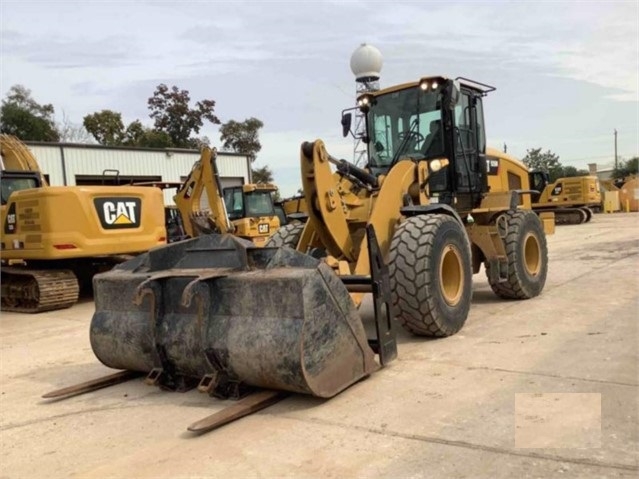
[265,223,304,249]
[388,214,472,337]
[485,210,548,299]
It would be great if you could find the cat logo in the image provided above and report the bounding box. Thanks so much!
[3,203,17,234]
[94,197,142,229]
[258,223,269,234]
[552,183,563,196]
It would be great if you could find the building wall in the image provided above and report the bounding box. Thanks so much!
[24,142,251,205]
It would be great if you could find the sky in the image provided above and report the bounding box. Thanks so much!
[1,0,638,196]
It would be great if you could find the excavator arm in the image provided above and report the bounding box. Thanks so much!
[174,147,234,237]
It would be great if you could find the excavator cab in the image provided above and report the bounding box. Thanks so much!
[0,171,42,206]
[529,171,550,203]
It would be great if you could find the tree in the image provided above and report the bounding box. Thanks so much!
[0,85,60,141]
[121,120,172,148]
[522,148,563,182]
[612,157,638,180]
[58,111,95,143]
[83,110,126,146]
[251,165,274,184]
[147,84,220,148]
[219,117,264,162]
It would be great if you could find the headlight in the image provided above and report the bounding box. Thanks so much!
[420,80,439,91]
[430,159,443,172]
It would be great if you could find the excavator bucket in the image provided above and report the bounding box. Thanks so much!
[89,234,386,399]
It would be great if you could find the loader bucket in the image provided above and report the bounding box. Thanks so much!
[89,235,379,399]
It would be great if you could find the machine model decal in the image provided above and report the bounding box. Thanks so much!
[94,198,141,229]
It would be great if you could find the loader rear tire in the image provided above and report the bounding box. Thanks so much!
[486,210,548,299]
[388,214,472,337]
[265,223,304,249]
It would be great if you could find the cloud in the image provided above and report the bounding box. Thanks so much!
[1,0,636,176]
[1,30,140,69]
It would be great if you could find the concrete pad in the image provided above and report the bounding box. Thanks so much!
[1,213,638,478]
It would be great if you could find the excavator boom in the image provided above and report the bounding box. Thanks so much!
[0,135,48,185]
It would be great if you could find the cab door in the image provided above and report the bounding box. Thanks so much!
[452,89,488,207]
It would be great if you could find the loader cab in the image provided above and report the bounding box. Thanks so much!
[223,186,277,220]
[358,76,493,210]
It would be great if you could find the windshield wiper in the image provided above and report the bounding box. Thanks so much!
[389,118,419,169]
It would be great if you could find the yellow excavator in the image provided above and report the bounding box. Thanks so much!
[529,171,601,224]
[0,134,167,313]
[46,76,553,433]
[173,147,280,246]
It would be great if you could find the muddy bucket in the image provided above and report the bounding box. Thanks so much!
[90,235,379,398]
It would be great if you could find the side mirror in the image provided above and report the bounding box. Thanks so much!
[341,113,352,138]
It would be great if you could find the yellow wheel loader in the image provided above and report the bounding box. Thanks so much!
[269,76,553,336]
[44,76,553,434]
[529,171,601,224]
[0,135,167,313]
[173,147,280,246]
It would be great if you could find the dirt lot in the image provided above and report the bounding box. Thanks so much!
[1,213,638,479]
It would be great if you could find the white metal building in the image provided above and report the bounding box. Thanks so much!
[24,141,251,205]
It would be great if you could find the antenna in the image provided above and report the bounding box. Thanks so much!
[350,43,383,166]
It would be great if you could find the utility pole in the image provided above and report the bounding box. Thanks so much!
[614,128,618,170]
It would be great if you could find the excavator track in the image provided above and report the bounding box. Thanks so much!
[553,208,587,225]
[1,267,79,313]
[534,207,589,226]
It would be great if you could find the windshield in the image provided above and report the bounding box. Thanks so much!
[368,87,444,168]
[1,177,38,205]
[244,190,275,217]
[223,188,275,218]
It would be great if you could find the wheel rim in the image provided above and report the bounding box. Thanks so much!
[439,244,464,306]
[523,232,541,276]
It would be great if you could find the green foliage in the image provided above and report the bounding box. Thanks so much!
[135,129,173,149]
[147,84,220,148]
[83,110,126,146]
[220,117,264,162]
[0,85,60,141]
[121,120,173,148]
[522,148,563,182]
[251,164,274,184]
[612,157,638,179]
[83,111,172,148]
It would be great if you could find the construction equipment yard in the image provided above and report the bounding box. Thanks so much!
[1,212,638,479]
